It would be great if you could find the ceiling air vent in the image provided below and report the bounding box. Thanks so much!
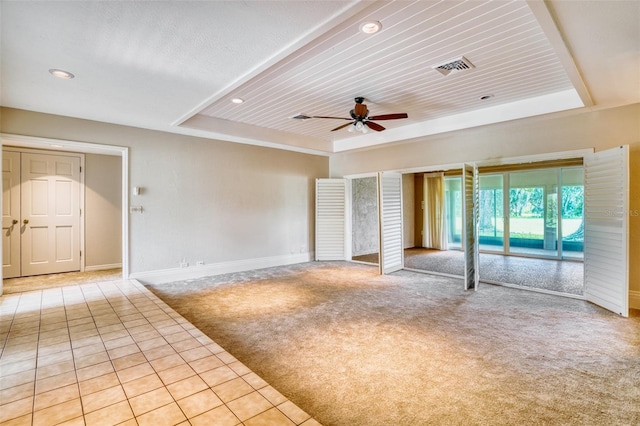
[433,56,475,76]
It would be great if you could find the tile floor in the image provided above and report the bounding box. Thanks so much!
[0,279,321,426]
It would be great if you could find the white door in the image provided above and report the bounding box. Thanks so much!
[462,163,479,290]
[584,145,629,317]
[2,151,21,278]
[378,172,403,274]
[315,178,347,261]
[21,153,81,276]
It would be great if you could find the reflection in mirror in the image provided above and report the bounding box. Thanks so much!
[351,177,379,265]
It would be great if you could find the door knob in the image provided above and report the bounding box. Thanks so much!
[12,219,18,225]
[23,219,29,224]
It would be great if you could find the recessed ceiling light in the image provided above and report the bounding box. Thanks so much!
[49,69,75,79]
[50,144,64,148]
[231,98,244,104]
[359,21,382,34]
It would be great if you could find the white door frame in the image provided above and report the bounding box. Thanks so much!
[0,134,129,293]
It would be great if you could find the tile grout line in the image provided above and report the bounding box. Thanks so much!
[60,284,88,425]
[31,289,45,426]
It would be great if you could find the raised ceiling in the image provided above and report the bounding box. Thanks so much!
[1,1,638,155]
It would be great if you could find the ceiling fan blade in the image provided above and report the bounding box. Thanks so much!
[368,113,408,120]
[331,122,354,132]
[312,116,351,120]
[365,121,385,132]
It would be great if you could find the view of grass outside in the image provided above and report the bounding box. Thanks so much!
[478,218,582,239]
[445,170,584,254]
[477,185,584,240]
[449,217,582,239]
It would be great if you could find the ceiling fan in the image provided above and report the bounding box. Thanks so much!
[311,97,408,133]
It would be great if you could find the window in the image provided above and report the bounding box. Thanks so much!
[509,169,559,256]
[443,164,583,260]
[561,168,584,259]
[444,177,462,249]
[478,174,504,251]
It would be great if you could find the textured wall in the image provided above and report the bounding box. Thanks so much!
[1,107,329,275]
[85,154,122,268]
[351,177,378,256]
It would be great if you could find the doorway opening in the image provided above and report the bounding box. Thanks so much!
[402,160,585,296]
[326,147,627,315]
[350,176,379,265]
[1,134,129,295]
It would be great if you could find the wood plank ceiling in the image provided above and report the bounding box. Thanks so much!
[184,0,576,145]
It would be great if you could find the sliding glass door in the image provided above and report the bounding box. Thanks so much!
[444,177,462,249]
[508,169,559,257]
[560,168,584,259]
[451,165,584,260]
[478,174,504,252]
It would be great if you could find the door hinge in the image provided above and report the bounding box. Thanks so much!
[80,250,82,257]
[80,166,82,173]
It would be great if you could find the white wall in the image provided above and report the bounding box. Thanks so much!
[85,153,122,269]
[330,103,640,307]
[1,107,329,278]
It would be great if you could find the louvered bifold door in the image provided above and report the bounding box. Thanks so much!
[378,172,403,274]
[584,145,629,317]
[462,163,479,291]
[315,179,347,261]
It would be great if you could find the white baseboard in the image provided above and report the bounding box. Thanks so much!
[130,252,314,285]
[630,290,640,310]
[85,263,122,272]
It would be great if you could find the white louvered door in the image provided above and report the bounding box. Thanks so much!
[378,172,403,274]
[315,178,347,261]
[462,163,479,290]
[584,145,629,317]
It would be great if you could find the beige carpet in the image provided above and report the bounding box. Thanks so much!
[145,262,640,426]
[354,249,584,295]
[404,248,584,295]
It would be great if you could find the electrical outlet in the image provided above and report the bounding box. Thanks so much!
[196,260,204,266]
[179,258,189,268]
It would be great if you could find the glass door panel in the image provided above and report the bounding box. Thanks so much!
[478,174,504,251]
[561,168,584,259]
[508,169,558,257]
[444,177,462,249]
